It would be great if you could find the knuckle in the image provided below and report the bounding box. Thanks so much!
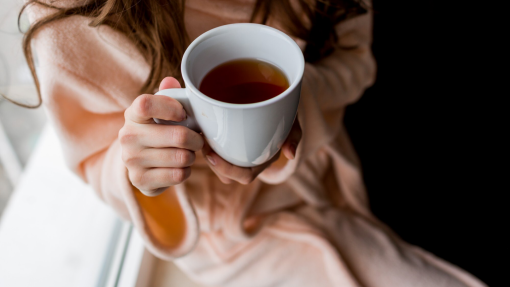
[118,127,137,145]
[122,150,140,167]
[175,149,195,165]
[133,94,152,118]
[171,126,189,146]
[129,169,145,188]
[171,168,189,183]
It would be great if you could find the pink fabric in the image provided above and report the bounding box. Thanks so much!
[27,1,485,286]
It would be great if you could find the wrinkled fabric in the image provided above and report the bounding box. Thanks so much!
[27,0,485,286]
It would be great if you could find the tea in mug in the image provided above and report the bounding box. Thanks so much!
[199,59,289,104]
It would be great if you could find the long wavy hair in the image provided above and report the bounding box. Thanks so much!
[7,0,367,108]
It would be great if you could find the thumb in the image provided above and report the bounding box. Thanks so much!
[159,77,182,91]
[282,118,302,160]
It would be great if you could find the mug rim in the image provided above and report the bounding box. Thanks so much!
[181,23,305,110]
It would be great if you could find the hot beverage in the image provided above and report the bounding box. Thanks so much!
[199,59,289,104]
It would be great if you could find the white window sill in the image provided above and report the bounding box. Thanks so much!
[0,124,203,287]
[0,125,150,287]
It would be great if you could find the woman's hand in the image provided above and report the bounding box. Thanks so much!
[202,118,302,185]
[119,77,204,196]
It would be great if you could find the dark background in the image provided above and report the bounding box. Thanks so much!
[344,1,503,286]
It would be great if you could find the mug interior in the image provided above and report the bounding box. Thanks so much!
[183,24,304,106]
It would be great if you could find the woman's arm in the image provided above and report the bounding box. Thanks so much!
[306,11,376,110]
[29,13,143,219]
[27,5,197,258]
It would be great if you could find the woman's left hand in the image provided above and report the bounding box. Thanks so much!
[201,118,302,185]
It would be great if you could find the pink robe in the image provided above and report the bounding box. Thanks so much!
[27,0,485,286]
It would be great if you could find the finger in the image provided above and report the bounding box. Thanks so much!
[217,175,234,185]
[159,77,181,90]
[129,167,191,196]
[202,154,233,184]
[136,148,195,168]
[120,124,204,151]
[212,169,234,185]
[204,151,254,184]
[201,142,234,184]
[126,94,186,124]
[202,142,281,185]
[282,118,302,160]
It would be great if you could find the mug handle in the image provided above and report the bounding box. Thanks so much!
[153,89,201,133]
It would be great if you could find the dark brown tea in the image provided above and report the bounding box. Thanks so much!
[199,59,289,104]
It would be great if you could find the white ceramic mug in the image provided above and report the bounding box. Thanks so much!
[155,23,304,167]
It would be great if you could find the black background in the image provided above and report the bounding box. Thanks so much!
[344,1,503,286]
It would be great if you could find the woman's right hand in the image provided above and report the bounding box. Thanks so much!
[119,77,204,196]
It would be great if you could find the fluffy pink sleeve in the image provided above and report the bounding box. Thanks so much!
[28,10,146,219]
[27,5,199,259]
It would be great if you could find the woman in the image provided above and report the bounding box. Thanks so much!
[19,0,484,286]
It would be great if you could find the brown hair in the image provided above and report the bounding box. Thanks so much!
[8,0,367,108]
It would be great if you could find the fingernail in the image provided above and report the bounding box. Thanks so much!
[206,154,216,166]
